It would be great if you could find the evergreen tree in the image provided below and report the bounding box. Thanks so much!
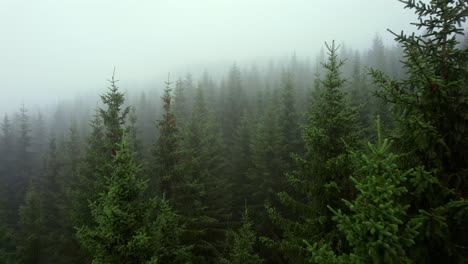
[308,118,420,263]
[247,91,284,237]
[99,69,130,156]
[174,78,189,128]
[370,0,468,261]
[16,180,44,264]
[77,138,190,264]
[222,209,262,264]
[223,64,245,147]
[127,106,143,161]
[0,114,16,226]
[40,138,64,262]
[61,122,84,263]
[71,114,106,230]
[0,114,16,262]
[152,75,183,202]
[73,69,129,228]
[181,87,230,263]
[279,71,302,164]
[14,104,33,225]
[230,111,253,216]
[266,41,360,262]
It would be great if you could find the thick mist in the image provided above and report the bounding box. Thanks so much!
[0,0,416,114]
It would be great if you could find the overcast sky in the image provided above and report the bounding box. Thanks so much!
[0,0,418,114]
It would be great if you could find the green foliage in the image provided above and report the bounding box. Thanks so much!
[152,76,183,202]
[308,118,420,263]
[77,138,190,264]
[16,180,44,264]
[371,0,468,190]
[370,0,468,261]
[279,72,302,161]
[99,69,130,156]
[222,209,262,264]
[179,87,231,263]
[71,114,106,230]
[266,41,360,262]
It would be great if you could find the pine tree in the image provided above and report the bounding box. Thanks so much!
[152,75,183,202]
[0,114,16,262]
[370,0,468,261]
[39,137,75,263]
[99,69,130,156]
[16,180,44,264]
[308,118,420,264]
[230,111,253,217]
[266,41,360,262]
[222,209,262,264]
[0,114,16,226]
[279,71,302,164]
[126,106,143,161]
[70,70,132,262]
[77,138,191,263]
[14,104,34,226]
[71,114,106,230]
[61,122,84,263]
[223,64,245,147]
[174,78,189,128]
[247,91,284,236]
[180,87,230,263]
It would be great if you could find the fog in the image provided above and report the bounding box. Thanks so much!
[0,0,416,114]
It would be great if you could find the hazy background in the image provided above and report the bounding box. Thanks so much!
[0,0,417,114]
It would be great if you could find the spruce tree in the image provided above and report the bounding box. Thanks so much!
[181,87,230,263]
[223,64,245,147]
[174,78,189,128]
[126,106,143,161]
[77,138,190,264]
[266,41,360,262]
[152,75,183,202]
[73,70,130,227]
[40,137,65,263]
[247,91,284,236]
[61,122,84,263]
[0,114,16,227]
[279,71,302,163]
[0,114,16,262]
[71,114,106,230]
[222,209,262,264]
[99,69,130,156]
[16,180,44,264]
[308,118,420,263]
[370,0,468,261]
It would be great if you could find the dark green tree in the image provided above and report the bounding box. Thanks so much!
[14,104,33,222]
[308,118,421,263]
[40,137,66,263]
[181,87,230,263]
[0,114,16,262]
[99,69,130,156]
[370,0,468,261]
[222,209,262,264]
[152,75,183,202]
[126,106,143,161]
[267,41,360,262]
[16,180,44,264]
[279,71,302,164]
[174,78,189,128]
[77,138,190,264]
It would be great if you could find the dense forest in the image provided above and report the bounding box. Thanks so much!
[1,0,468,263]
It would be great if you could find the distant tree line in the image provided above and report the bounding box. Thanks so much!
[0,0,467,263]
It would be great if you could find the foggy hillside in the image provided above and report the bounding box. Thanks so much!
[0,0,467,263]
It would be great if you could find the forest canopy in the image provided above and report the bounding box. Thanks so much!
[0,0,467,263]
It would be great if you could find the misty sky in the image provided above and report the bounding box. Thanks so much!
[0,0,417,114]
